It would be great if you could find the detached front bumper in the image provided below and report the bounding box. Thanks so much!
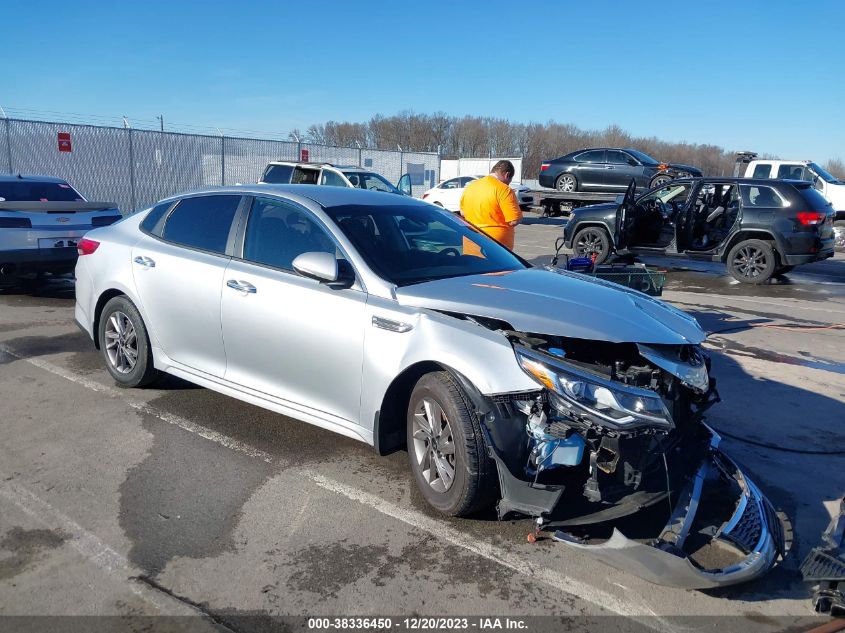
[552,432,786,589]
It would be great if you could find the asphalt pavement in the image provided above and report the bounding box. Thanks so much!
[1,217,844,632]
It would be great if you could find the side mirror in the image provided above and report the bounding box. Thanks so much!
[292,252,339,283]
[397,173,412,196]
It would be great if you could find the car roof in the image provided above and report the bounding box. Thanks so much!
[264,161,369,172]
[0,173,69,183]
[160,184,421,209]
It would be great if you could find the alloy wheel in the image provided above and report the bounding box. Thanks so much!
[411,397,456,493]
[557,175,576,192]
[576,230,604,257]
[651,175,672,188]
[732,245,769,278]
[104,311,138,374]
[835,225,845,249]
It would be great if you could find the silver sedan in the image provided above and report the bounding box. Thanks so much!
[75,185,784,588]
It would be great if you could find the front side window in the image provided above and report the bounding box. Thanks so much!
[325,202,525,286]
[320,169,347,187]
[606,150,633,165]
[574,150,606,163]
[262,164,293,184]
[344,171,399,194]
[751,164,772,179]
[459,177,477,187]
[440,178,461,189]
[161,195,241,254]
[242,197,337,272]
[639,183,692,206]
[740,185,785,207]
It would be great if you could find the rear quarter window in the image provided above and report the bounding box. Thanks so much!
[140,201,175,235]
[794,185,834,213]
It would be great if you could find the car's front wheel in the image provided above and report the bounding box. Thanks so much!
[572,226,611,264]
[98,295,160,388]
[727,239,776,284]
[650,174,673,188]
[406,372,496,517]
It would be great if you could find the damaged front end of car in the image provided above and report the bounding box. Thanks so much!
[471,328,786,589]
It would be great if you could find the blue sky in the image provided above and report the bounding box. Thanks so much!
[3,0,844,161]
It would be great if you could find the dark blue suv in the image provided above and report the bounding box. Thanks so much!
[562,178,835,283]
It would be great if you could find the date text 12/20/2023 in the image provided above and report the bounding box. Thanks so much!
[307,618,528,630]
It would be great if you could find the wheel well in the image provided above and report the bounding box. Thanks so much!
[572,222,612,244]
[721,231,778,263]
[91,289,127,349]
[373,361,450,456]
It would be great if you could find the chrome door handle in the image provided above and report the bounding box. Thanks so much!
[226,279,257,294]
[133,256,155,268]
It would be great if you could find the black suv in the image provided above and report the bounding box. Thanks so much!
[562,178,835,283]
[539,148,702,193]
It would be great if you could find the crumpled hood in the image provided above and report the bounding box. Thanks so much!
[395,268,705,345]
[665,163,702,175]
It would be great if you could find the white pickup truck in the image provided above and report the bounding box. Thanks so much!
[735,152,845,250]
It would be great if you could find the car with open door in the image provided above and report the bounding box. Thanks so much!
[563,177,835,283]
[75,184,786,589]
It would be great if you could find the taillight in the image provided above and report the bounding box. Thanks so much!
[77,238,100,256]
[422,193,429,199]
[540,163,550,171]
[796,212,825,226]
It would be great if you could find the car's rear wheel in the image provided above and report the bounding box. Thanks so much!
[727,239,776,284]
[406,372,496,517]
[555,173,578,192]
[98,296,160,388]
[572,226,611,264]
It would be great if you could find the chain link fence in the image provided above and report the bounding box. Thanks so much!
[1,118,440,212]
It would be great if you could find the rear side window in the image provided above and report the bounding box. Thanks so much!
[161,195,241,254]
[574,150,606,163]
[751,164,772,179]
[0,181,84,202]
[740,185,785,207]
[776,164,808,180]
[262,165,293,184]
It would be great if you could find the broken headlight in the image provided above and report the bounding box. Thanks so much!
[515,346,672,431]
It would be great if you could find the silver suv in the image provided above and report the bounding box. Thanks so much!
[260,162,411,196]
[74,184,784,589]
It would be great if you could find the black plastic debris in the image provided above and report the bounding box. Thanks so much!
[801,497,845,616]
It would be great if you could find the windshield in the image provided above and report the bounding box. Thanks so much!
[324,203,526,286]
[0,181,84,202]
[625,149,660,166]
[808,162,840,184]
[343,171,400,194]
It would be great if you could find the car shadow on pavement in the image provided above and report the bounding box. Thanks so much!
[678,311,845,603]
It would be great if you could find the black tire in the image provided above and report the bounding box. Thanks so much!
[555,173,578,193]
[650,174,673,188]
[406,372,497,517]
[727,239,776,284]
[98,295,160,388]
[572,226,611,264]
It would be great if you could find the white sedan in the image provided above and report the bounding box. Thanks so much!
[422,176,534,213]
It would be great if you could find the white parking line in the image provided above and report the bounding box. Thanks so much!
[0,345,274,463]
[0,473,199,616]
[0,345,669,625]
